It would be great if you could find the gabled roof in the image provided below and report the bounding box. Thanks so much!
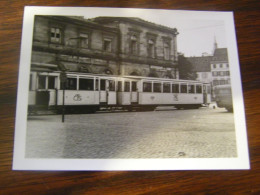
[187,56,212,72]
[212,48,228,62]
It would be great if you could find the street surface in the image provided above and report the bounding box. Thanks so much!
[26,106,237,159]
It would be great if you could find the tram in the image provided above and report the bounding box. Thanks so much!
[28,71,211,114]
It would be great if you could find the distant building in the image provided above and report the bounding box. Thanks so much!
[187,56,212,83]
[211,48,230,87]
[187,42,230,99]
[31,16,179,79]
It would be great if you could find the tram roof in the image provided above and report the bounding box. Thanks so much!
[35,71,210,84]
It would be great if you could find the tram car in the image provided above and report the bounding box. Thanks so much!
[214,84,233,112]
[28,71,211,114]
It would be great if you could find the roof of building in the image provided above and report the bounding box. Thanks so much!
[91,17,179,34]
[187,56,213,72]
[212,48,228,62]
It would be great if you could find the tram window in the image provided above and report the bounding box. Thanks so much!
[117,81,122,92]
[172,84,179,93]
[79,78,94,90]
[180,84,187,93]
[163,83,170,93]
[65,78,77,90]
[132,81,137,92]
[48,76,55,89]
[125,81,130,92]
[29,74,33,90]
[38,75,46,89]
[196,85,202,94]
[143,82,152,92]
[188,84,195,93]
[100,79,106,90]
[154,83,161,93]
[95,79,99,90]
[109,80,115,91]
[207,86,211,94]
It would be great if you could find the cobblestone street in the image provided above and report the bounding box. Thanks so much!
[26,107,237,159]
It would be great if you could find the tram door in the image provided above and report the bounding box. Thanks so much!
[131,81,138,104]
[203,84,207,104]
[99,79,116,104]
[99,79,108,104]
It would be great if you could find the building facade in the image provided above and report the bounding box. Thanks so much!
[211,48,230,87]
[31,16,179,79]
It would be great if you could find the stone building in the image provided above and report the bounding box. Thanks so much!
[31,16,179,79]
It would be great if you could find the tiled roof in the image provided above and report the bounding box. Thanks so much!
[212,48,228,61]
[187,56,212,72]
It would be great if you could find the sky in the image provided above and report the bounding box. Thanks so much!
[76,8,228,57]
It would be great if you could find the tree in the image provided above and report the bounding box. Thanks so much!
[178,54,197,80]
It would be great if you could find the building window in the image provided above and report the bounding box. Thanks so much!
[79,33,89,48]
[164,42,170,60]
[213,80,219,86]
[226,71,230,76]
[103,38,112,52]
[220,64,223,68]
[50,27,61,43]
[130,35,138,55]
[226,64,229,68]
[212,71,217,76]
[220,79,225,85]
[213,64,216,69]
[227,79,230,84]
[220,71,224,76]
[148,39,155,58]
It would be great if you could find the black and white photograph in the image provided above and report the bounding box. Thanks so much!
[13,7,249,170]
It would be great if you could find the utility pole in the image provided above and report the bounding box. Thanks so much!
[60,71,67,123]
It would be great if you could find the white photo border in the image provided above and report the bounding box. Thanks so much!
[13,6,250,170]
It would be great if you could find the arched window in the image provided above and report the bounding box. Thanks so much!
[104,69,113,75]
[130,71,140,76]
